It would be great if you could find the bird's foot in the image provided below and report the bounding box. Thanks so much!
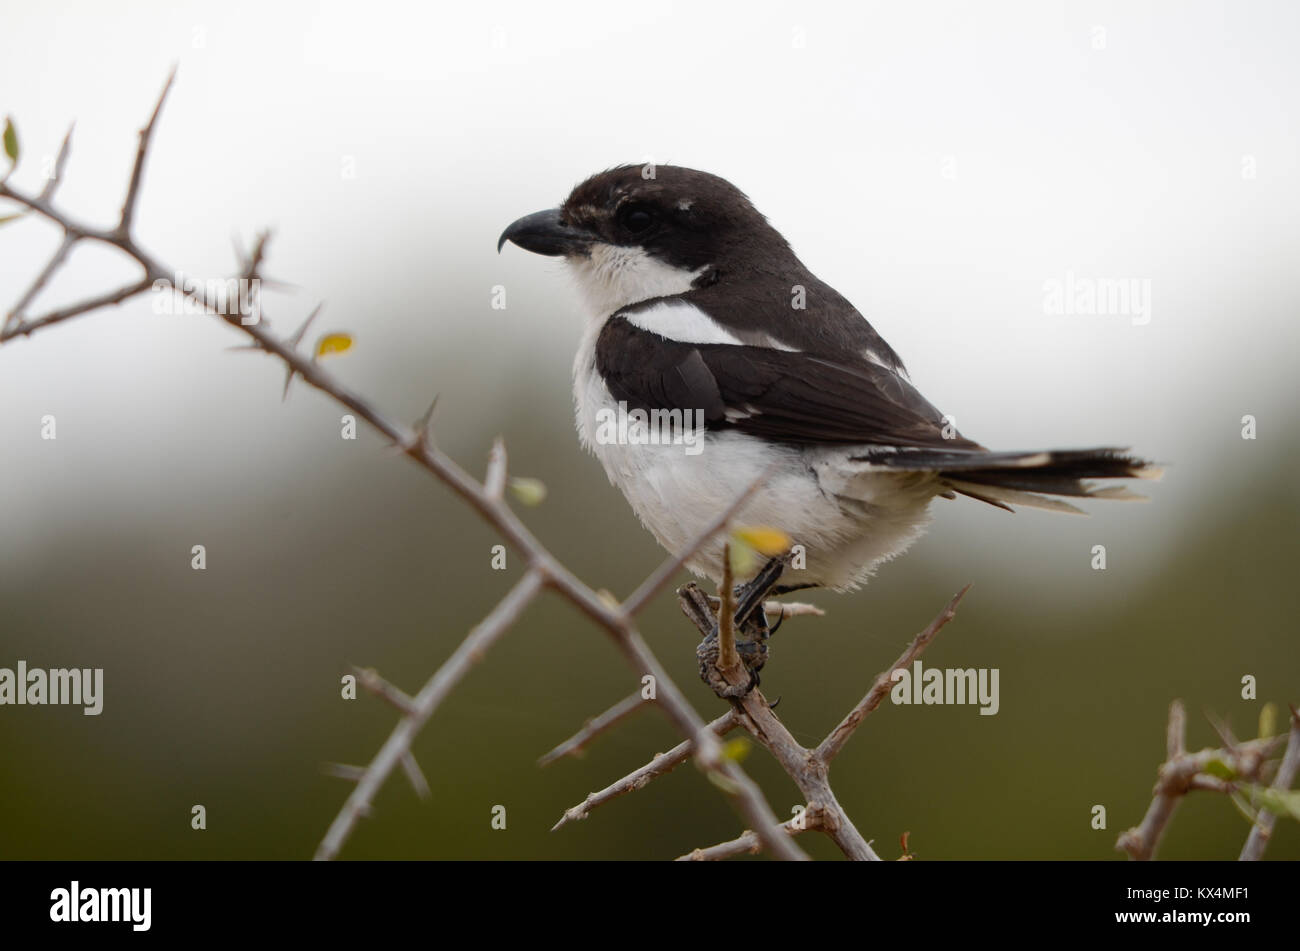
[678,556,788,699]
[696,635,763,698]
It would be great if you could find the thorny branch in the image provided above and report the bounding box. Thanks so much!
[1116,700,1293,861]
[1240,706,1300,860]
[677,811,812,861]
[818,585,970,763]
[0,71,806,861]
[538,603,822,768]
[550,711,740,829]
[538,691,651,768]
[551,585,971,859]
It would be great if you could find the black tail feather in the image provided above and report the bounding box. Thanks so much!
[855,446,1162,512]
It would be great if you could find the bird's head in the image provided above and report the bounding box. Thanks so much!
[498,165,792,317]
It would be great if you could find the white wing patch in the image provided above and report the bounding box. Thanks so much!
[621,300,802,353]
[623,300,746,345]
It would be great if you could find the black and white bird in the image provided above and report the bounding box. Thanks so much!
[499,165,1159,592]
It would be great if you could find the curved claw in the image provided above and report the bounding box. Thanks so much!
[768,608,786,638]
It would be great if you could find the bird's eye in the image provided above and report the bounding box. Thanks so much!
[618,204,656,235]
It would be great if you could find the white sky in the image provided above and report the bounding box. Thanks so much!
[1,0,1297,578]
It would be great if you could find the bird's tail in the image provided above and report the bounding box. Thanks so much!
[852,447,1163,514]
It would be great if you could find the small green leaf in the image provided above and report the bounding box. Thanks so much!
[1203,756,1237,780]
[1228,790,1258,825]
[1249,785,1300,821]
[1259,702,1279,739]
[508,477,547,507]
[728,541,757,578]
[3,117,17,163]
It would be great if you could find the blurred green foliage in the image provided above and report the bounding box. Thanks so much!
[0,370,1295,861]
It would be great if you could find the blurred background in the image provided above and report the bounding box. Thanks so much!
[0,0,1296,860]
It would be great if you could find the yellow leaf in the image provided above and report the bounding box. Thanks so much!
[732,525,792,557]
[315,333,353,358]
[720,737,752,763]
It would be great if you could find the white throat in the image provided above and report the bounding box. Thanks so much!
[566,244,706,320]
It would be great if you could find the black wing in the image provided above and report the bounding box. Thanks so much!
[594,316,983,451]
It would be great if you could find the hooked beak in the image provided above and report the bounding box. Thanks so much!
[497,208,598,256]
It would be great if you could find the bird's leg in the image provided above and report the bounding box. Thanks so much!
[694,568,816,638]
[678,583,748,696]
[733,556,787,629]
[680,556,790,699]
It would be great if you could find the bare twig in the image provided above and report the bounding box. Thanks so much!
[281,302,322,398]
[4,277,154,342]
[316,570,546,859]
[728,686,881,860]
[412,395,439,449]
[817,584,970,763]
[321,763,367,783]
[552,711,739,829]
[717,544,739,672]
[400,751,432,802]
[37,122,74,203]
[117,65,176,235]
[539,691,650,767]
[4,232,75,333]
[1240,705,1300,861]
[352,665,417,717]
[484,437,507,502]
[677,810,815,861]
[322,754,429,801]
[1116,701,1188,862]
[1168,699,1187,761]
